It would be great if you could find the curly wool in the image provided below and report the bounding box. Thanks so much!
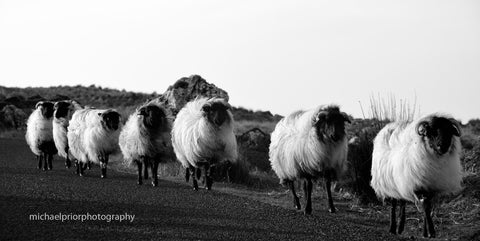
[370,114,463,202]
[119,104,173,166]
[269,106,348,183]
[171,98,237,168]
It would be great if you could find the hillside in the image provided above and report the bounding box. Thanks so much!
[0,76,282,133]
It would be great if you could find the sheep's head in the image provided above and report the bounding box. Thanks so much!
[36,101,54,119]
[98,110,121,131]
[417,116,460,155]
[314,106,351,143]
[138,105,167,129]
[201,100,231,127]
[54,101,72,119]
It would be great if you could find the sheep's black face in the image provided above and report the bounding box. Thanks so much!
[139,105,166,129]
[418,117,460,155]
[54,101,71,119]
[202,102,230,127]
[100,111,121,131]
[38,102,54,119]
[315,107,350,142]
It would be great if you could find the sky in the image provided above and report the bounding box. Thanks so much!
[0,0,479,122]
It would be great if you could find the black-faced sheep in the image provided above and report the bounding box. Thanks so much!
[269,105,350,214]
[25,101,58,170]
[119,104,173,186]
[171,97,237,190]
[52,100,82,168]
[370,114,462,238]
[68,108,121,178]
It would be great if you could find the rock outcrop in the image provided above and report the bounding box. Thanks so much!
[149,75,229,116]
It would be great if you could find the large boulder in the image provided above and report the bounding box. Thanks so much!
[237,128,271,172]
[149,75,229,116]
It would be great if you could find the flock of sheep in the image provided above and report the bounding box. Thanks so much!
[25,96,463,238]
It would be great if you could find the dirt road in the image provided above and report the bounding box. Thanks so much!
[0,138,403,240]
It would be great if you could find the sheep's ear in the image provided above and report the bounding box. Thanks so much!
[35,102,42,109]
[98,112,102,116]
[202,105,211,113]
[54,102,59,109]
[417,121,429,136]
[341,112,351,123]
[449,118,461,136]
[315,111,326,123]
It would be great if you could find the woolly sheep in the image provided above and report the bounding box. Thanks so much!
[171,97,237,190]
[25,101,58,170]
[119,104,173,186]
[52,100,82,168]
[370,114,462,238]
[68,108,121,178]
[68,108,92,176]
[269,105,350,214]
[84,109,122,178]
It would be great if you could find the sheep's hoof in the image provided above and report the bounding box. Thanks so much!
[294,204,301,210]
[65,161,71,169]
[328,208,336,213]
[137,181,143,185]
[101,174,106,179]
[152,181,158,187]
[304,209,312,215]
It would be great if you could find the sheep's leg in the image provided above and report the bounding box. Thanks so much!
[151,160,159,187]
[136,160,143,185]
[303,178,313,215]
[185,167,190,182]
[37,155,42,169]
[100,155,108,179]
[397,200,406,234]
[287,180,301,210]
[42,153,48,171]
[422,195,436,238]
[65,148,71,169]
[143,159,149,180]
[205,163,213,190]
[47,154,53,170]
[87,161,92,170]
[389,199,397,234]
[190,166,198,191]
[325,176,335,213]
[75,160,80,175]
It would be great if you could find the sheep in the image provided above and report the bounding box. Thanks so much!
[68,108,121,178]
[25,101,58,170]
[68,108,92,176]
[171,97,237,190]
[269,105,350,215]
[119,104,173,186]
[52,100,82,169]
[83,109,122,178]
[370,114,462,238]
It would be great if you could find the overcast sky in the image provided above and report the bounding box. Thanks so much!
[1,0,479,122]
